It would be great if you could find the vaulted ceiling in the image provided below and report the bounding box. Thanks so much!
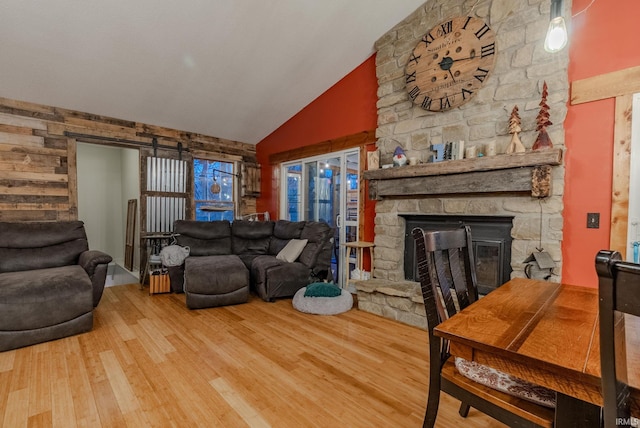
[0,1,425,144]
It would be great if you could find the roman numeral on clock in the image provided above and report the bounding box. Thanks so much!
[461,88,473,100]
[475,67,489,82]
[440,96,452,110]
[439,20,452,36]
[406,71,416,84]
[475,23,491,39]
[481,43,495,58]
[421,96,432,110]
[462,16,472,30]
[408,53,421,65]
[422,32,435,47]
[408,86,421,100]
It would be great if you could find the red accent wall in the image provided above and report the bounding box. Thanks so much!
[257,0,640,286]
[563,0,640,286]
[256,55,378,246]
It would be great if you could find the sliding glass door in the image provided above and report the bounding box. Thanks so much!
[281,149,360,288]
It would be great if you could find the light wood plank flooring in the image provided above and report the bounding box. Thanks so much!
[0,284,506,427]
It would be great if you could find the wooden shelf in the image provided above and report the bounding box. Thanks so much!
[363,148,562,180]
[363,148,562,199]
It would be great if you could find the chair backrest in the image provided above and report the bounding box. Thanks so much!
[0,220,89,273]
[412,226,478,340]
[596,250,640,428]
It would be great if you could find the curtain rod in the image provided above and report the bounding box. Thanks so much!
[64,131,189,158]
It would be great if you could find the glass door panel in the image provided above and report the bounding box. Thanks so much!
[341,151,360,290]
[304,161,319,221]
[285,164,302,221]
[281,149,359,288]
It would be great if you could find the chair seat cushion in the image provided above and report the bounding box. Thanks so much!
[0,265,93,331]
[454,357,556,408]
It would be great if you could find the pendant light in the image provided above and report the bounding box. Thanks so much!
[210,176,221,194]
[544,0,568,53]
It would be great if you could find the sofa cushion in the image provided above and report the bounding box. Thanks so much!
[251,255,311,301]
[0,265,93,331]
[0,221,89,273]
[269,220,305,255]
[276,239,308,263]
[231,220,274,255]
[184,255,249,295]
[298,222,332,269]
[175,220,232,256]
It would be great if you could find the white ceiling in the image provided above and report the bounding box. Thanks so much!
[0,1,425,144]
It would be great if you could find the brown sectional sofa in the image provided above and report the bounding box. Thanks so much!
[172,219,334,309]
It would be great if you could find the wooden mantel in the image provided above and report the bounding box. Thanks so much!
[363,148,562,199]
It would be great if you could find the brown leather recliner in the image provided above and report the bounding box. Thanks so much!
[0,221,112,352]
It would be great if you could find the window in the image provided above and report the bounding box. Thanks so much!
[194,158,236,221]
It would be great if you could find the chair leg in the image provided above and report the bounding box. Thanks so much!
[422,386,441,428]
[423,368,442,428]
[458,402,470,417]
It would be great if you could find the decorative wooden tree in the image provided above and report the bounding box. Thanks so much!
[506,105,526,154]
[532,81,553,150]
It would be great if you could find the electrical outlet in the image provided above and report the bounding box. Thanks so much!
[587,213,600,229]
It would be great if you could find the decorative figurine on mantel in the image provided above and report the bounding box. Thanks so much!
[532,81,553,150]
[392,146,407,167]
[506,105,526,154]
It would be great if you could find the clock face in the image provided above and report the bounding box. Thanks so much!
[405,16,496,112]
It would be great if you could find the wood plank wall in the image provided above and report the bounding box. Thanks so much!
[571,65,640,258]
[0,96,258,223]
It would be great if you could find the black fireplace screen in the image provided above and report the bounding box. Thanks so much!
[403,215,513,295]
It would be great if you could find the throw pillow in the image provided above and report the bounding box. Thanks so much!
[304,282,342,298]
[276,239,308,263]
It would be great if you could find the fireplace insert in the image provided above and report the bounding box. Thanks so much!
[403,215,513,295]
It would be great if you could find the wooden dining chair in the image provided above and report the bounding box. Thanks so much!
[412,226,555,428]
[596,250,640,428]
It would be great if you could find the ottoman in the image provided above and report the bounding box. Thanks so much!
[184,255,249,309]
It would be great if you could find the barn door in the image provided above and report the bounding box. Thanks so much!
[140,155,191,281]
[144,156,188,233]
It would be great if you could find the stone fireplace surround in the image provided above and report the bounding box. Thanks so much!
[354,0,568,328]
[355,184,564,329]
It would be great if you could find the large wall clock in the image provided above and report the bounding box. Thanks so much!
[405,15,496,112]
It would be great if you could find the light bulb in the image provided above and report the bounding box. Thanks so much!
[544,16,568,53]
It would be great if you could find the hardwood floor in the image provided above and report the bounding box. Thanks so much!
[0,284,506,427]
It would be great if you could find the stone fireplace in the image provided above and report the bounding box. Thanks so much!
[354,0,568,328]
[355,185,564,328]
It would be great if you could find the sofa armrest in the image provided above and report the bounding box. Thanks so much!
[78,250,113,307]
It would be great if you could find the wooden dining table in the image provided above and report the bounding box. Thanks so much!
[434,277,640,427]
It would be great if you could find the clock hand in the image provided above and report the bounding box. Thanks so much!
[447,69,456,82]
[439,55,477,70]
[450,55,477,62]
